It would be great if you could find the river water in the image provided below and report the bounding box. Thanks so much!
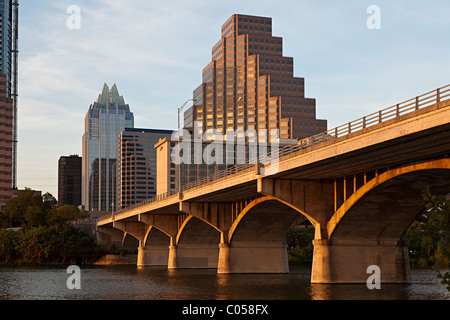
[0,265,448,300]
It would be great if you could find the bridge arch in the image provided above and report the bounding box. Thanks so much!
[122,232,139,250]
[311,158,450,283]
[138,226,172,267]
[228,196,308,244]
[327,158,450,240]
[220,196,307,273]
[171,215,221,269]
[143,226,172,247]
[175,215,222,246]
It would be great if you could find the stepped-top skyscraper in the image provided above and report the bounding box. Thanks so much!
[82,83,134,212]
[184,14,327,142]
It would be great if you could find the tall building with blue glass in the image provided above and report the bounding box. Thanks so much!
[0,0,12,98]
[0,0,15,208]
[82,83,134,212]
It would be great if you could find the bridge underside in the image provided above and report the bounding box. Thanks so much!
[98,158,450,284]
[312,166,450,283]
[97,96,450,283]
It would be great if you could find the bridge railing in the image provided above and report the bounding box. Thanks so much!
[103,84,450,220]
[265,84,450,161]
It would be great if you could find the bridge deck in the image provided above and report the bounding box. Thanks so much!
[98,88,450,227]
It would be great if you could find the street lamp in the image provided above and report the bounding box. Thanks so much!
[177,99,196,194]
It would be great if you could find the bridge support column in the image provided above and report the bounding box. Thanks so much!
[311,239,411,283]
[168,245,178,269]
[138,246,170,267]
[168,243,219,269]
[218,241,289,274]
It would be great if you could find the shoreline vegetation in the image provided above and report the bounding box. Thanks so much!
[0,188,448,290]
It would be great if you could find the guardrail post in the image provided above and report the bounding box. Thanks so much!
[378,110,382,123]
[362,116,366,129]
[415,96,419,110]
[437,88,440,103]
[396,104,400,117]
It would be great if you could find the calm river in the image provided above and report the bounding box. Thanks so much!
[0,265,448,300]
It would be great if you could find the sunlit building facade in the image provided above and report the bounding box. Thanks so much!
[184,14,327,142]
[118,128,173,209]
[0,0,14,208]
[82,83,134,212]
[0,75,12,208]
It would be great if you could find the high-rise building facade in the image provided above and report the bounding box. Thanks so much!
[0,0,16,208]
[118,128,173,209]
[184,14,327,142]
[0,0,13,98]
[58,155,82,207]
[82,83,134,212]
[0,75,12,208]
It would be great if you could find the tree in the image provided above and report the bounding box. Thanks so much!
[416,186,450,291]
[286,225,315,265]
[0,189,59,228]
[2,188,40,227]
[407,187,450,268]
[52,205,88,221]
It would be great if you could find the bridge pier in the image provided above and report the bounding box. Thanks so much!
[137,227,171,267]
[311,239,411,283]
[218,241,289,274]
[168,244,219,269]
[138,246,169,266]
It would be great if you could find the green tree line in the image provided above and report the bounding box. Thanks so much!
[0,189,104,265]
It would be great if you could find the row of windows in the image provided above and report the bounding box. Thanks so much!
[238,25,270,32]
[237,17,271,24]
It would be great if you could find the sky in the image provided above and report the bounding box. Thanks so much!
[17,0,450,198]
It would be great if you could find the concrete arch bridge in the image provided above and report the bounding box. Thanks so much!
[98,86,450,283]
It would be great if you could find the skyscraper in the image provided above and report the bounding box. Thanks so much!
[184,14,327,142]
[118,128,173,209]
[0,0,17,208]
[82,83,134,212]
[0,0,13,98]
[58,155,82,207]
[0,75,13,209]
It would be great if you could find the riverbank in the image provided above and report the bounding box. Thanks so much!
[93,254,137,265]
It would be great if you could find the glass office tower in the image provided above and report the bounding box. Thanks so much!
[82,83,134,212]
[0,0,12,98]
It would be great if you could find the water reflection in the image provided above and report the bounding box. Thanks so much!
[0,266,447,300]
[309,283,409,300]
